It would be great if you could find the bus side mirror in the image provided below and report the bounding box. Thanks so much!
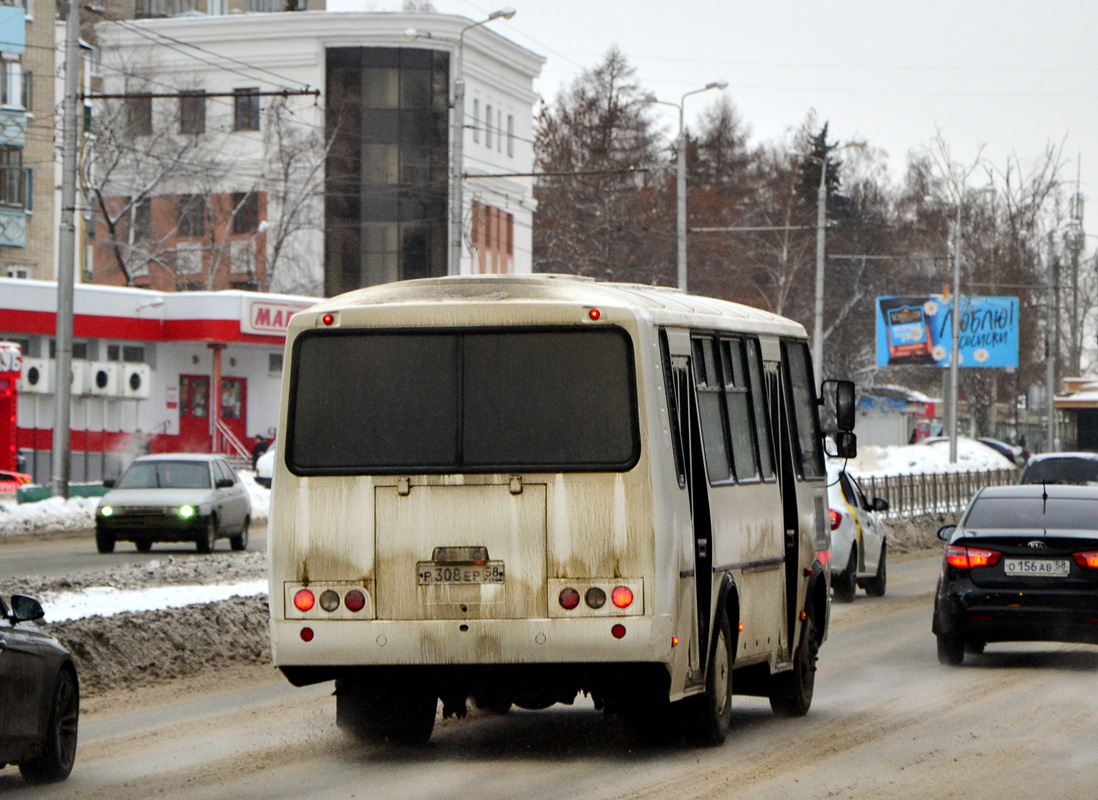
[834,380,856,432]
[832,430,857,460]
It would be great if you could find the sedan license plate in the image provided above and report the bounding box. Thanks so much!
[1004,558,1070,578]
[417,561,505,586]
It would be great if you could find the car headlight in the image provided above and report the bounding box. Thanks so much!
[100,505,113,517]
[178,505,196,519]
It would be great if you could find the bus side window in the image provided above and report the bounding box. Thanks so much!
[745,338,775,480]
[781,340,825,481]
[719,337,758,483]
[691,336,731,484]
[659,330,686,489]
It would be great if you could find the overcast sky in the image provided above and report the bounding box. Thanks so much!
[334,0,1098,249]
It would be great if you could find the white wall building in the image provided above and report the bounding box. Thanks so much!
[92,11,545,296]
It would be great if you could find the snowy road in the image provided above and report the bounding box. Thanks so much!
[0,523,268,582]
[3,553,1096,799]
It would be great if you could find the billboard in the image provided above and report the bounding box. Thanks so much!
[876,295,1019,368]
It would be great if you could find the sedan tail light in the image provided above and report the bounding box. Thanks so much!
[945,545,1002,569]
[829,509,842,531]
[1072,551,1098,569]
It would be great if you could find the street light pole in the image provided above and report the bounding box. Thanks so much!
[790,141,864,373]
[949,190,964,464]
[674,82,726,292]
[51,0,81,499]
[450,8,515,277]
[813,156,828,375]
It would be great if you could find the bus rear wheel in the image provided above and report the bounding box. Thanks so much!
[682,611,733,746]
[769,612,818,717]
[336,674,437,746]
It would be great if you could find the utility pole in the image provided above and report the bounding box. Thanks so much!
[50,0,81,498]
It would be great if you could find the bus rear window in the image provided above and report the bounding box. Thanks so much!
[287,328,639,473]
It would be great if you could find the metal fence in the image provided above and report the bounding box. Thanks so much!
[858,469,1018,519]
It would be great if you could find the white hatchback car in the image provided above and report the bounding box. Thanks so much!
[255,447,275,488]
[828,464,888,602]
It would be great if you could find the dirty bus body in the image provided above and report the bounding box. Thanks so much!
[269,275,852,745]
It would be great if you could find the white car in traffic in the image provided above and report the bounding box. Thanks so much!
[828,464,888,602]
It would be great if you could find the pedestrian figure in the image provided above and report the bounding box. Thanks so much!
[252,435,269,470]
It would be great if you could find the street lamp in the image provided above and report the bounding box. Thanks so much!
[647,81,727,292]
[450,8,516,276]
[945,181,994,463]
[790,141,864,374]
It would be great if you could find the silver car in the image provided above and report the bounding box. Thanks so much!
[95,454,251,554]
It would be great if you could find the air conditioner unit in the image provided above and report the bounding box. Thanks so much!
[88,362,121,397]
[17,357,51,394]
[123,363,151,399]
[69,361,89,396]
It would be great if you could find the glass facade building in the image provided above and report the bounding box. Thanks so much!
[325,47,450,296]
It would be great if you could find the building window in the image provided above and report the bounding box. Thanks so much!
[497,109,502,152]
[177,194,204,236]
[20,70,30,111]
[122,345,145,362]
[174,242,203,275]
[472,99,479,143]
[136,0,195,16]
[0,147,24,208]
[180,91,205,135]
[231,192,259,233]
[50,340,88,360]
[484,104,492,149]
[0,60,19,108]
[6,266,28,279]
[127,96,152,136]
[23,166,31,211]
[507,114,514,158]
[268,352,283,374]
[234,88,260,131]
[134,197,152,240]
[231,240,256,274]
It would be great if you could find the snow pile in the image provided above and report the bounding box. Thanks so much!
[0,469,270,537]
[41,580,267,622]
[0,494,99,533]
[843,437,1016,477]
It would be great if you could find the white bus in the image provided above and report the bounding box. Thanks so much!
[268,275,856,746]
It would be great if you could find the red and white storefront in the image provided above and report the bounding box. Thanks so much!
[0,278,316,483]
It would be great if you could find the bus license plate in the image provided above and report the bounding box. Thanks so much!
[1004,558,1070,578]
[417,562,505,586]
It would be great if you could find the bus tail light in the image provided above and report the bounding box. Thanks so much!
[293,589,315,612]
[611,586,634,609]
[559,587,581,610]
[300,627,314,642]
[611,624,626,639]
[319,590,340,612]
[344,589,367,612]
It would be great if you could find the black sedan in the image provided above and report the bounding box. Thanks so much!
[0,593,79,782]
[933,484,1098,665]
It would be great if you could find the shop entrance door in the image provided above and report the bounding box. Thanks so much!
[179,375,212,452]
[218,377,247,451]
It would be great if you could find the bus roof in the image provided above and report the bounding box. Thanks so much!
[297,275,808,338]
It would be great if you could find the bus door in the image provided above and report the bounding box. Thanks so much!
[669,357,715,664]
[766,362,799,662]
